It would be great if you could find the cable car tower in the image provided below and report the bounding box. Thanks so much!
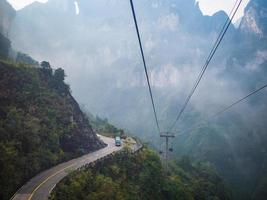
[160,132,175,171]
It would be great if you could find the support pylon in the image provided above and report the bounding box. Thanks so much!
[160,132,175,171]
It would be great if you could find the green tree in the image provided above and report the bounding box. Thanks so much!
[54,68,65,82]
[40,61,52,76]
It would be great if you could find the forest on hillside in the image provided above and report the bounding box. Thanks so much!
[0,59,104,199]
[50,148,231,200]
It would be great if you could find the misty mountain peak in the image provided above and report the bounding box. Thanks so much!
[0,0,15,36]
[240,0,267,38]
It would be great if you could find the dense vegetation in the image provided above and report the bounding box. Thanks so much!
[50,148,231,200]
[0,60,104,200]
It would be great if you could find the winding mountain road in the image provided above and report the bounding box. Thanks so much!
[11,135,123,200]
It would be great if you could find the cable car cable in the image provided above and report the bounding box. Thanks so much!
[169,0,244,132]
[129,0,161,134]
[176,82,267,136]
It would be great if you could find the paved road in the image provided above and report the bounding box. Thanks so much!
[11,135,123,200]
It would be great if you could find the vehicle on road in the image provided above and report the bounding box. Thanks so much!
[115,136,122,146]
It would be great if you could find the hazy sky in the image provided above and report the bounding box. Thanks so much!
[7,0,47,10]
[8,0,249,21]
[198,0,249,21]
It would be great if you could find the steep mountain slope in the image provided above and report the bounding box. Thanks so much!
[174,108,267,199]
[0,0,14,59]
[240,0,267,38]
[0,60,105,200]
[0,0,15,36]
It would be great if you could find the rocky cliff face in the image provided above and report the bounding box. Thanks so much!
[240,0,267,39]
[0,0,15,58]
[0,0,15,36]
